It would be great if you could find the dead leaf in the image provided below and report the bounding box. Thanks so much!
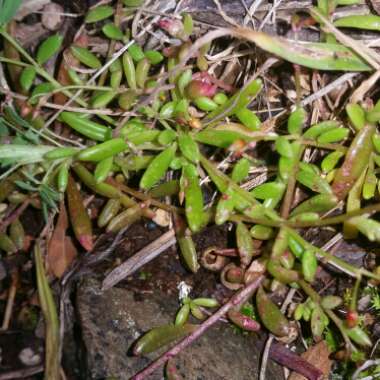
[42,3,64,31]
[47,201,77,278]
[369,0,380,16]
[54,35,88,106]
[14,23,47,50]
[288,341,332,380]
[15,0,50,21]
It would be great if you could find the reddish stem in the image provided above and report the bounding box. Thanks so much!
[131,275,264,380]
[269,343,323,380]
[0,199,30,233]
[213,248,239,257]
[192,72,234,92]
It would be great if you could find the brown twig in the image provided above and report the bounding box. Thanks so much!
[350,69,380,103]
[212,0,240,27]
[269,343,323,380]
[212,248,239,257]
[131,275,264,380]
[0,198,30,233]
[102,229,176,290]
[107,179,183,214]
[0,365,43,380]
[301,72,359,107]
[280,159,300,219]
[1,270,18,330]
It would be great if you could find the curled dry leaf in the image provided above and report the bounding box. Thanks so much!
[47,200,77,278]
[288,341,331,380]
[15,0,50,21]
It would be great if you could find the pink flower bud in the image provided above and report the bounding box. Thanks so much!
[157,18,184,39]
[185,80,217,99]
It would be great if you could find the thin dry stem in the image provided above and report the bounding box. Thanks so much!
[132,275,264,380]
[102,229,176,290]
[1,271,18,330]
[0,199,30,233]
[213,0,240,27]
[311,8,380,70]
[350,69,380,103]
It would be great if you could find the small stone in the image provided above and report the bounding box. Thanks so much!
[42,3,64,31]
[152,208,170,227]
[77,278,283,380]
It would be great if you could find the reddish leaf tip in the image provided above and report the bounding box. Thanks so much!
[79,235,94,251]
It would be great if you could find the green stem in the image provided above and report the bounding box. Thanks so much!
[0,57,31,68]
[230,215,281,227]
[108,179,183,214]
[237,202,380,229]
[0,30,87,106]
[200,154,261,207]
[298,279,354,351]
[1,106,84,147]
[34,243,60,380]
[42,159,63,185]
[294,64,301,107]
[350,276,361,312]
[289,202,380,227]
[31,84,114,101]
[0,164,21,181]
[300,139,348,152]
[57,84,114,93]
[281,145,304,219]
[0,58,114,102]
[0,30,116,127]
[2,115,64,147]
[286,227,380,281]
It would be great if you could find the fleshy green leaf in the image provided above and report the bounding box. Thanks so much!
[36,35,63,65]
[0,144,54,166]
[235,29,371,71]
[0,0,22,25]
[349,216,380,242]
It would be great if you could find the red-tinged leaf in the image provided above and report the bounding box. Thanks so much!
[67,175,93,251]
[47,201,77,278]
[55,35,88,105]
[332,123,375,200]
[288,341,331,380]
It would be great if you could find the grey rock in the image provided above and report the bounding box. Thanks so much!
[77,278,282,380]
